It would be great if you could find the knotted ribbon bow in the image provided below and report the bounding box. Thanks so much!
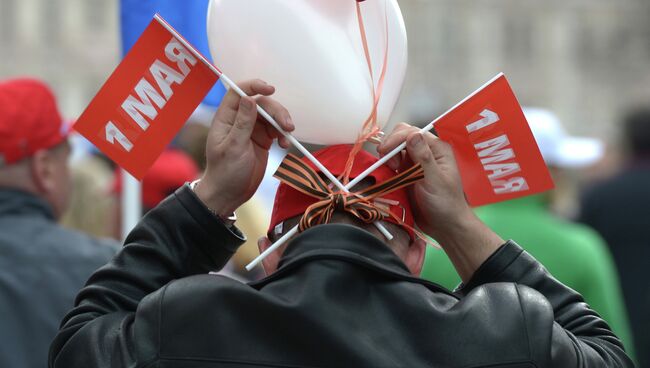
[274,153,424,233]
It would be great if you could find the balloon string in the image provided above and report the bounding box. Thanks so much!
[341,1,390,185]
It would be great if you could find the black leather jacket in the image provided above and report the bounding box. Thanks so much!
[49,185,634,367]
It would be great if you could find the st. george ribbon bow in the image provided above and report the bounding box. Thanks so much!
[274,153,425,233]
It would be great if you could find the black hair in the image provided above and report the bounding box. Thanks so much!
[624,107,650,156]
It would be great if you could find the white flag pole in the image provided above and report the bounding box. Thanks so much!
[153,15,394,243]
[121,169,142,241]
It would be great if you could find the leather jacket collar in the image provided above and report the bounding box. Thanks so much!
[250,224,453,296]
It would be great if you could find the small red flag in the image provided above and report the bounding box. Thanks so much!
[435,74,554,207]
[73,15,220,179]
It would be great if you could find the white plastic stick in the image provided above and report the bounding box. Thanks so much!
[253,227,300,270]
[121,170,142,241]
[154,15,393,242]
[246,73,505,270]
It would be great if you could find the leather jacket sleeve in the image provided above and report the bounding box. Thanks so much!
[48,185,245,368]
[458,241,634,368]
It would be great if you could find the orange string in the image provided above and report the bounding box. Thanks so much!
[341,1,390,185]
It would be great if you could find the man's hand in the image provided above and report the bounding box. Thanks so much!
[194,79,294,218]
[378,123,504,282]
[378,123,471,239]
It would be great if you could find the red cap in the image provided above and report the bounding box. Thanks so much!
[114,149,199,208]
[269,145,415,238]
[0,78,67,165]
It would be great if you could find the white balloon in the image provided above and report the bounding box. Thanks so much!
[207,0,408,145]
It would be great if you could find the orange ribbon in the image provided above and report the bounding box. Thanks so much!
[274,154,424,233]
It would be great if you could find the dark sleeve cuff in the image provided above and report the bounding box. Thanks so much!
[456,240,525,296]
[171,184,246,271]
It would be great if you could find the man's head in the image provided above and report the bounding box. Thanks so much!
[258,145,426,276]
[523,107,604,170]
[0,78,71,219]
[623,107,650,158]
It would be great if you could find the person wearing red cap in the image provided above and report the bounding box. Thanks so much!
[0,78,118,368]
[113,148,200,212]
[50,79,632,368]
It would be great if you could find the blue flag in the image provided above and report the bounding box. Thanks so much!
[120,0,226,107]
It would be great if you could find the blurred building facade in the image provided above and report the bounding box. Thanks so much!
[394,0,650,145]
[0,0,120,118]
[1,0,649,146]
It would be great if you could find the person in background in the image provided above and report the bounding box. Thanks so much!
[113,148,200,217]
[421,107,635,358]
[579,107,650,368]
[61,137,117,239]
[0,78,119,368]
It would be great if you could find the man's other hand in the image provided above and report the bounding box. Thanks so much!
[378,123,504,282]
[195,79,294,217]
[378,123,472,240]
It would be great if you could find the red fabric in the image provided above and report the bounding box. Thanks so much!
[269,145,415,238]
[0,78,67,165]
[114,149,199,209]
[72,18,219,180]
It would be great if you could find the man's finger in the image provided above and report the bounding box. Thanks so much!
[255,122,290,149]
[228,96,258,145]
[406,132,440,183]
[257,96,295,133]
[222,79,274,107]
[250,122,275,150]
[422,133,454,161]
[378,123,418,155]
[278,135,290,149]
[218,79,276,124]
[386,155,401,171]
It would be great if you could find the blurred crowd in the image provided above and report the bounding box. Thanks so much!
[1,1,650,367]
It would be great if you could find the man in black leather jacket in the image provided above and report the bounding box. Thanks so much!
[49,79,634,367]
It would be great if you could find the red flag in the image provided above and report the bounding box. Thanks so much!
[435,74,554,207]
[73,15,220,179]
